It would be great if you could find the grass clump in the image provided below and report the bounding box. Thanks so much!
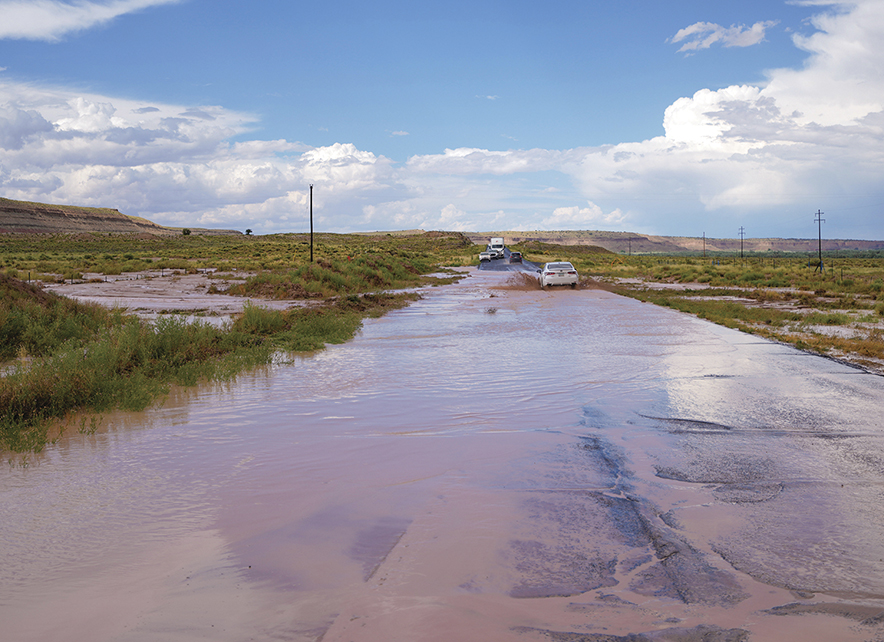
[801,311,852,326]
[0,314,271,452]
[228,255,433,299]
[232,293,416,352]
[0,273,116,360]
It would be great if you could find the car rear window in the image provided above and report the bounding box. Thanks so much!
[548,263,573,270]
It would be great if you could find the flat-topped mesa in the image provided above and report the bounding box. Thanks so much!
[469,230,884,254]
[0,198,241,236]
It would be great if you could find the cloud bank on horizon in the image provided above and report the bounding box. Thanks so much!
[0,0,882,239]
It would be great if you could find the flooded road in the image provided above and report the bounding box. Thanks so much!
[3,269,884,641]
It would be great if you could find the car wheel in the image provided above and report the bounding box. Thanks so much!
[571,282,576,289]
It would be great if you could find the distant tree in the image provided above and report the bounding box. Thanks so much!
[245,229,252,235]
[182,228,191,236]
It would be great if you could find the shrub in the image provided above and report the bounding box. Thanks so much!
[801,312,851,326]
[232,302,288,336]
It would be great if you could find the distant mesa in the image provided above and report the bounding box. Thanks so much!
[0,198,241,237]
[2,198,882,252]
[467,231,884,254]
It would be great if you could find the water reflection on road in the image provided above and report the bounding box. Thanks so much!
[3,269,884,641]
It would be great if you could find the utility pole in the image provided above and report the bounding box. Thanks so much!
[703,232,706,258]
[309,184,314,263]
[815,209,825,273]
[739,226,745,261]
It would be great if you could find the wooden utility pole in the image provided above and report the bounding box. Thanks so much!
[815,209,825,273]
[703,232,706,258]
[739,226,745,261]
[309,184,314,263]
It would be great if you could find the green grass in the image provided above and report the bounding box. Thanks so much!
[0,267,419,452]
[5,233,884,451]
[0,230,477,278]
[232,293,414,352]
[801,311,852,326]
[0,273,118,361]
[626,290,803,330]
[227,254,434,299]
[573,254,882,294]
[0,314,268,452]
[1,231,475,454]
[593,255,884,368]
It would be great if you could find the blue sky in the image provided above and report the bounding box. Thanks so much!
[0,0,883,240]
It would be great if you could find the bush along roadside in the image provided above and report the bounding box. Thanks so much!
[0,278,418,453]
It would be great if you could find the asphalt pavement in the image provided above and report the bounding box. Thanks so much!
[477,248,539,273]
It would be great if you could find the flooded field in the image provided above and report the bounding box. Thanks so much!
[3,269,884,641]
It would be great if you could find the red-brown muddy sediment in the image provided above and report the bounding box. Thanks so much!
[3,269,884,641]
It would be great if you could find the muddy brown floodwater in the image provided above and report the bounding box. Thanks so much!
[4,268,884,641]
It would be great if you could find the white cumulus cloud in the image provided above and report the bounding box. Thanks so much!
[670,20,778,53]
[543,204,626,229]
[0,0,882,238]
[0,0,180,41]
[403,0,884,237]
[0,80,408,232]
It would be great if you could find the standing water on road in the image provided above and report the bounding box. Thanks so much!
[3,269,884,641]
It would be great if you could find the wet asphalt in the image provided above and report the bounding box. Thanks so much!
[477,249,540,275]
[4,269,884,641]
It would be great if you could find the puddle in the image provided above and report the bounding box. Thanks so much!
[3,269,884,640]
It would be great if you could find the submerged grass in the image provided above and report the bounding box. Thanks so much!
[0,231,466,453]
[7,229,884,451]
[0,268,417,452]
[232,292,415,352]
[626,291,804,330]
[0,312,268,452]
[593,255,884,369]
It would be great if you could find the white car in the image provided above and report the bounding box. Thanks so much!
[538,262,578,289]
[479,250,494,262]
